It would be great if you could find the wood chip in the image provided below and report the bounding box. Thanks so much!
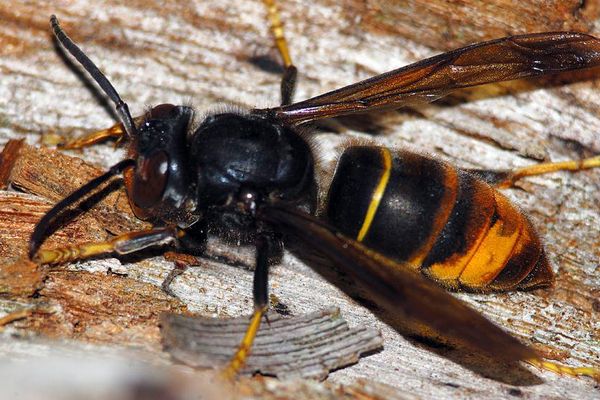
[0,191,107,259]
[161,307,383,380]
[0,139,24,189]
[0,139,149,235]
[0,258,45,298]
[0,190,107,298]
[23,270,189,347]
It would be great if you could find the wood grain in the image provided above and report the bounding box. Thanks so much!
[0,140,150,235]
[162,307,383,380]
[0,1,598,399]
[347,0,599,50]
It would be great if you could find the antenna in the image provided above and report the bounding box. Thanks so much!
[50,15,137,138]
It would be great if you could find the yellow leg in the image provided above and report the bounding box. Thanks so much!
[59,122,125,149]
[0,309,33,331]
[59,116,143,149]
[497,155,600,188]
[221,307,266,380]
[527,358,600,381]
[263,0,293,68]
[33,227,181,265]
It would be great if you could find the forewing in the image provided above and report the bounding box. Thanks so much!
[265,32,600,124]
[258,202,537,363]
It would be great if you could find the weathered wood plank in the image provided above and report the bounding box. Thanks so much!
[162,307,383,380]
[0,1,598,399]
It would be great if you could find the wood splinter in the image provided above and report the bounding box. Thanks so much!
[161,307,383,380]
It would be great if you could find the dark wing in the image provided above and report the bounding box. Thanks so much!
[262,32,600,124]
[258,202,537,363]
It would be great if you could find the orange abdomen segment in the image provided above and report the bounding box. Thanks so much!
[458,191,552,290]
[423,174,496,289]
[487,217,553,291]
[423,171,554,292]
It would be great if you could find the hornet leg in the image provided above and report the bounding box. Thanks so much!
[59,115,144,149]
[467,155,600,188]
[263,0,297,106]
[222,233,274,379]
[33,226,183,265]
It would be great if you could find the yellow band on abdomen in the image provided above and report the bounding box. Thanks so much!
[357,148,392,242]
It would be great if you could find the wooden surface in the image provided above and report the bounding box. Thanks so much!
[162,307,383,380]
[0,0,599,399]
[347,0,599,50]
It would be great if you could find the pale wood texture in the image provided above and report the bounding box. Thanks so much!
[0,1,599,399]
[346,0,599,50]
[162,307,383,380]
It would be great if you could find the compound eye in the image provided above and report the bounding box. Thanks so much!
[132,151,169,208]
[148,103,176,120]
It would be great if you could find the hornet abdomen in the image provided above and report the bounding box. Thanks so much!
[326,146,553,292]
